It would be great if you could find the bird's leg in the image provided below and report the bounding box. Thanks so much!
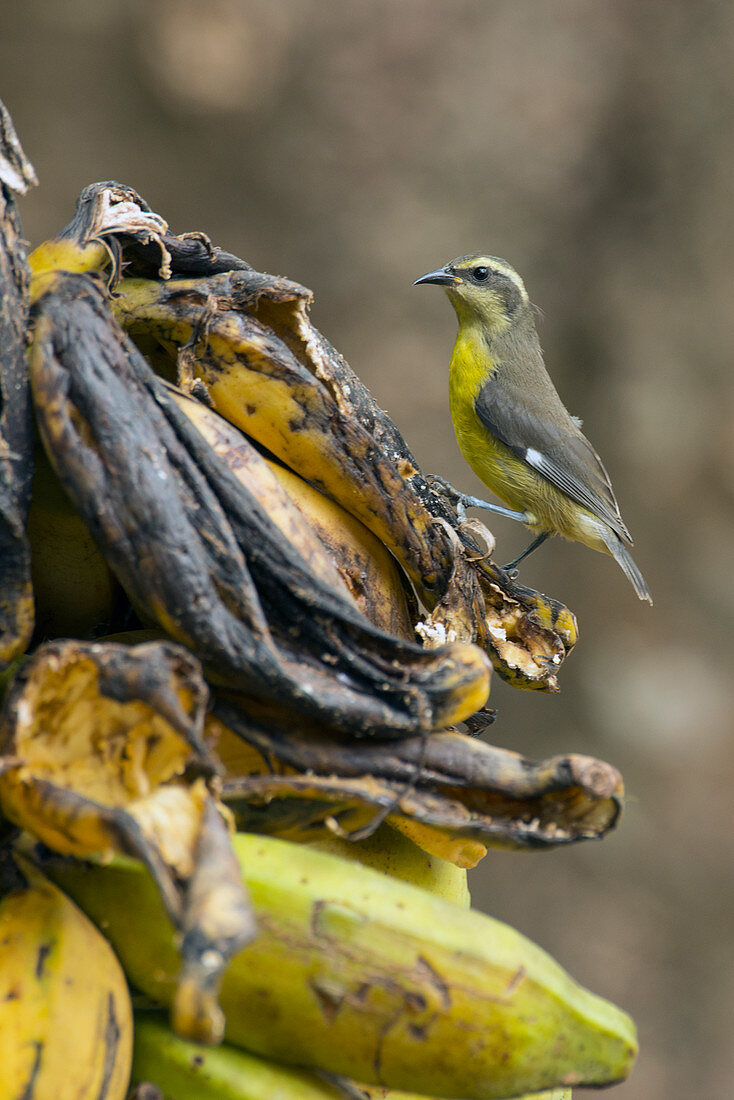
[502,531,550,575]
[456,495,530,524]
[427,475,529,525]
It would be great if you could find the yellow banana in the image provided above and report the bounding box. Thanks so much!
[267,460,415,639]
[0,851,133,1099]
[27,442,122,639]
[131,1013,571,1100]
[46,833,636,1098]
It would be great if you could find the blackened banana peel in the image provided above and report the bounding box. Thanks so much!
[0,100,37,665]
[29,273,490,738]
[211,700,624,866]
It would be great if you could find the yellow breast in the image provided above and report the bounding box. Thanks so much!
[447,327,592,536]
[448,327,536,516]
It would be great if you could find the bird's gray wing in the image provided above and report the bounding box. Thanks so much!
[474,371,632,543]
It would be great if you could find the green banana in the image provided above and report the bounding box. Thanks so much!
[44,833,636,1098]
[306,823,471,909]
[131,1013,572,1100]
[132,1013,347,1100]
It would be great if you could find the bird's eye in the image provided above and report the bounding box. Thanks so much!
[472,266,489,282]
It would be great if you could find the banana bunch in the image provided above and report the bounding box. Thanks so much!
[0,100,638,1098]
[42,832,635,1099]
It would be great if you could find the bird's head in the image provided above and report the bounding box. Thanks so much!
[413,254,529,330]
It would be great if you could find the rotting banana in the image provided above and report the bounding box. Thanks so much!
[27,440,122,639]
[0,100,37,667]
[131,1013,572,1100]
[267,459,415,639]
[29,271,490,736]
[44,833,637,1099]
[27,180,169,304]
[112,275,458,608]
[167,382,415,638]
[211,703,624,862]
[0,637,215,870]
[0,638,257,1045]
[0,850,133,1100]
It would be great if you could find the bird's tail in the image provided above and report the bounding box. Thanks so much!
[600,529,653,604]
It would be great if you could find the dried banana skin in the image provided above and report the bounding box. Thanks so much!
[29,272,489,737]
[213,702,624,857]
[0,101,37,666]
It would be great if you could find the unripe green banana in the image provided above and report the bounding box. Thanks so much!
[307,823,470,909]
[45,833,635,1098]
[131,1013,571,1100]
[132,1013,346,1099]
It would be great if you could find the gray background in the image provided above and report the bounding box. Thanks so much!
[3,3,733,1096]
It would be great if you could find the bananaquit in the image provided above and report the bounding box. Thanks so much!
[414,254,651,603]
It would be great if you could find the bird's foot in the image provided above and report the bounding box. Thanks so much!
[427,475,529,525]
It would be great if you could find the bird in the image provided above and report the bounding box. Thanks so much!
[413,253,652,603]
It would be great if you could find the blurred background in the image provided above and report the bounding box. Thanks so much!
[2,2,732,1095]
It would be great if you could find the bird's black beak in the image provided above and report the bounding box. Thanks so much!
[412,266,461,287]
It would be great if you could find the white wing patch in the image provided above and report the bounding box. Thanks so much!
[525,447,545,468]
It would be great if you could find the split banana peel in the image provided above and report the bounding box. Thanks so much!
[0,638,257,1044]
[167,381,416,638]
